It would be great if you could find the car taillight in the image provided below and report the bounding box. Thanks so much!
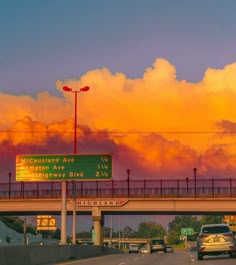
[199,234,209,238]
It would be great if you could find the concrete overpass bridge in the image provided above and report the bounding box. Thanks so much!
[0,178,236,245]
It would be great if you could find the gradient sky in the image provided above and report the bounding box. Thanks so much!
[1,0,236,95]
[1,0,236,184]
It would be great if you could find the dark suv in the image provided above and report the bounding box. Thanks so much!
[150,238,167,253]
[197,223,236,260]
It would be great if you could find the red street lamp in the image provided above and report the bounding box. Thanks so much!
[80,86,90,92]
[62,85,90,245]
[127,169,130,197]
[62,86,72,92]
[193,168,197,197]
[8,172,12,198]
[62,85,90,154]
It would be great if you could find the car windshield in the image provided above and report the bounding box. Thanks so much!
[142,244,149,248]
[202,226,230,234]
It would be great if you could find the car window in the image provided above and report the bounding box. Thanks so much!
[152,239,164,244]
[202,226,230,234]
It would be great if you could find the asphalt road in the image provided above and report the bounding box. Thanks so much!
[48,248,236,265]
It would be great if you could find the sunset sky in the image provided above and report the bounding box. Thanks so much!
[1,0,236,187]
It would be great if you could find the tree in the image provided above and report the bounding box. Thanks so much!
[102,226,112,238]
[200,215,223,225]
[137,221,166,239]
[167,215,201,244]
[0,216,37,235]
[0,216,24,233]
[6,235,11,243]
[77,230,92,239]
[53,228,61,240]
[123,226,137,238]
[168,215,201,233]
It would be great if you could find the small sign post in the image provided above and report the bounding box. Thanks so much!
[181,228,194,249]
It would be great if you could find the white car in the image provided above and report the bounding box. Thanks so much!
[166,245,174,253]
[197,223,236,260]
[128,243,139,253]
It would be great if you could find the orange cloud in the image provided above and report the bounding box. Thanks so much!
[1,58,236,181]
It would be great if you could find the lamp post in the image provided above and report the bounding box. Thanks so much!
[193,168,197,197]
[109,215,113,247]
[63,85,90,154]
[186,178,189,195]
[127,169,130,197]
[62,85,90,245]
[23,218,27,245]
[186,177,189,195]
[8,172,12,198]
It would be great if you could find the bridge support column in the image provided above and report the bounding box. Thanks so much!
[92,207,104,246]
[60,181,67,244]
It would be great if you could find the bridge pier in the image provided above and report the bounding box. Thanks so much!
[92,207,104,246]
[60,181,67,244]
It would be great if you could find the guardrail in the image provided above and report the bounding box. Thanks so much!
[1,178,236,199]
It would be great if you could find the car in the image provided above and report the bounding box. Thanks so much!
[166,245,174,253]
[128,243,139,253]
[139,243,151,254]
[197,223,236,260]
[150,238,167,253]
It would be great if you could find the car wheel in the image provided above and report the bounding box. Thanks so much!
[197,253,203,260]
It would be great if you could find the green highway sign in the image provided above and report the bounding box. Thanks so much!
[181,228,194,236]
[16,154,112,181]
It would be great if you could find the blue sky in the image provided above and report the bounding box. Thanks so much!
[1,0,236,96]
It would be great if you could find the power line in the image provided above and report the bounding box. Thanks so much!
[0,130,235,134]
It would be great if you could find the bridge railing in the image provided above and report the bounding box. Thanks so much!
[1,178,236,199]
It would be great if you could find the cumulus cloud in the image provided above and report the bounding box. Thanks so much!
[1,58,236,181]
[216,120,236,133]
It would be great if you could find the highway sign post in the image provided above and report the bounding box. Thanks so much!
[16,153,112,246]
[181,228,194,249]
[16,154,112,181]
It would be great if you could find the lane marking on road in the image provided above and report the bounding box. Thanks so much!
[189,254,195,262]
[50,254,117,265]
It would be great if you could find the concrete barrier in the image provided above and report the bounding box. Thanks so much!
[0,245,121,265]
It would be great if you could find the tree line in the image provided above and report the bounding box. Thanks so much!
[0,215,223,244]
[76,215,223,244]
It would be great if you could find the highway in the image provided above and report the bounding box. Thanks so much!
[48,249,236,265]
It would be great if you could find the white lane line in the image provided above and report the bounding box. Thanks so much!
[189,254,195,262]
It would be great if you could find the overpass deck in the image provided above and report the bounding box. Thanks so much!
[0,178,236,215]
